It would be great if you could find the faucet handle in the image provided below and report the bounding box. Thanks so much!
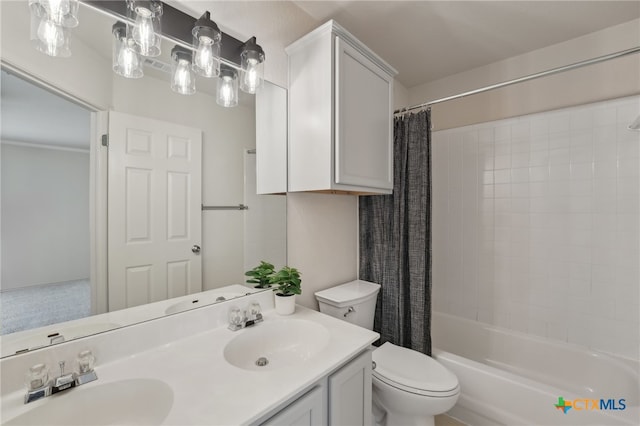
[26,363,49,391]
[24,364,51,403]
[77,350,96,374]
[228,306,245,331]
[248,301,262,321]
[75,350,98,386]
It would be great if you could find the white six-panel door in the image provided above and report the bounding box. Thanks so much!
[108,111,202,311]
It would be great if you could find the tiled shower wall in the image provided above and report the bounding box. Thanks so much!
[432,96,640,360]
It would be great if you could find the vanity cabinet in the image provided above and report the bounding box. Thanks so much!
[261,385,326,426]
[328,350,373,425]
[259,350,372,425]
[286,20,397,195]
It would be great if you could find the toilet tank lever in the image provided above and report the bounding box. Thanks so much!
[344,306,356,317]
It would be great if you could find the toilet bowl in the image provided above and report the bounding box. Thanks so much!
[315,280,460,426]
[372,342,459,426]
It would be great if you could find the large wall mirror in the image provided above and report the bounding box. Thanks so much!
[0,1,287,358]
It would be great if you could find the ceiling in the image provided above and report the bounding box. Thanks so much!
[292,1,640,88]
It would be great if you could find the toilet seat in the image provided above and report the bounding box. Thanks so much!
[372,342,459,398]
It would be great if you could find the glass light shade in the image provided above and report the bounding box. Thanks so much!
[240,39,265,94]
[191,12,221,78]
[129,1,162,57]
[217,67,238,108]
[112,23,143,79]
[171,47,195,95]
[192,35,220,78]
[30,13,71,57]
[29,0,79,28]
[240,54,264,94]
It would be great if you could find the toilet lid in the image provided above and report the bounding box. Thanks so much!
[372,342,459,395]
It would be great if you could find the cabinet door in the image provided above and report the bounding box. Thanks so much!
[328,350,373,425]
[261,385,326,426]
[335,37,393,191]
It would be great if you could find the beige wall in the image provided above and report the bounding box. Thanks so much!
[406,19,640,130]
[393,79,409,110]
[287,193,358,309]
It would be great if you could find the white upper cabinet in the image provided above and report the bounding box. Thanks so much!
[286,20,398,195]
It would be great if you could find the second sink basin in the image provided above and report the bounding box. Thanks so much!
[5,378,173,426]
[223,319,330,371]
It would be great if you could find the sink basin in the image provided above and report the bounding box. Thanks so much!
[223,319,330,371]
[5,379,173,425]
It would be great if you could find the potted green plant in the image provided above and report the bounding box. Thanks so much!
[244,261,276,289]
[269,266,302,315]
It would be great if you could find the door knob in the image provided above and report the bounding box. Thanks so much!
[192,245,201,254]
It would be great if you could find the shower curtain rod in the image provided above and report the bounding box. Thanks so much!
[394,46,640,115]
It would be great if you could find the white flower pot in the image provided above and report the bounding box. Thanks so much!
[274,293,296,315]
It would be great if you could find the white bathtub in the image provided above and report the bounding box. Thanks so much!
[431,312,639,426]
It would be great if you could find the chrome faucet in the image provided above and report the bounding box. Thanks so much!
[24,349,98,404]
[51,361,75,394]
[228,301,263,331]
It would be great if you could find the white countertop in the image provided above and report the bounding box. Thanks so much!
[1,305,379,425]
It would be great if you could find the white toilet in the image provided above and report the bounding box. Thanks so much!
[315,280,460,426]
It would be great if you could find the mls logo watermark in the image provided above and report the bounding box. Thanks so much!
[554,396,626,414]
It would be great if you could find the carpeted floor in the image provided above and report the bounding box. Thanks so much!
[0,279,91,335]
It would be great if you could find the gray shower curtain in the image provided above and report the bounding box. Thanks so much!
[359,109,432,355]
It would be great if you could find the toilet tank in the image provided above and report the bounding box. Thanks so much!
[314,280,380,330]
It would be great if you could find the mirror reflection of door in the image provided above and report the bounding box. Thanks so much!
[107,111,203,310]
[1,70,92,334]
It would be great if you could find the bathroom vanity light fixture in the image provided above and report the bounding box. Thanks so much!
[191,11,221,78]
[112,22,143,79]
[28,1,266,106]
[217,65,238,107]
[171,45,196,95]
[239,37,265,94]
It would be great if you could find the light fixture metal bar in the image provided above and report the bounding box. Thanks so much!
[395,46,640,115]
[81,0,246,69]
